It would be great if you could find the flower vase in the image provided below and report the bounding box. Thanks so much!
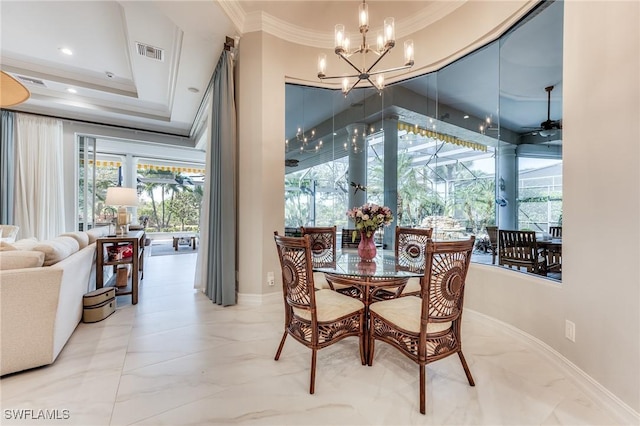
[358,231,377,261]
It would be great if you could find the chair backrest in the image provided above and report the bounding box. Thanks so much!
[420,237,475,327]
[395,226,433,273]
[300,226,336,268]
[273,232,316,315]
[485,225,498,246]
[549,226,562,238]
[498,229,540,264]
[0,225,19,242]
[341,228,361,248]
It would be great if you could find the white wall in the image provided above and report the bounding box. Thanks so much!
[467,0,640,417]
[235,0,640,416]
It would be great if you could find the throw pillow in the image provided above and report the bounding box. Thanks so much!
[8,238,39,251]
[60,231,90,249]
[0,251,45,270]
[32,236,80,266]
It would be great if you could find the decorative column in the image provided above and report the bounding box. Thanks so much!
[346,123,367,212]
[383,116,399,249]
[497,144,517,229]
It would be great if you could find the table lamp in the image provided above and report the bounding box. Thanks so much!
[105,187,138,235]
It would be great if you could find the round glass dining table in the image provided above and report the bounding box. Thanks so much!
[314,249,422,358]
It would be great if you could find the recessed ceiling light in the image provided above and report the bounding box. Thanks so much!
[463,114,469,119]
[188,87,199,93]
[67,88,77,94]
[60,47,73,56]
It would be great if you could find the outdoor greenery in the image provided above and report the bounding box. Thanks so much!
[284,144,497,235]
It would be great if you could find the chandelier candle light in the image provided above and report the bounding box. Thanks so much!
[317,0,414,96]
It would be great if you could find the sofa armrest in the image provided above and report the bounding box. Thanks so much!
[0,267,63,376]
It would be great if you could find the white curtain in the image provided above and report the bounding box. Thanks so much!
[14,114,65,240]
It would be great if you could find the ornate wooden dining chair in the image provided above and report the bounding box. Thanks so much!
[300,226,336,290]
[485,225,498,264]
[273,232,366,394]
[498,230,547,276]
[374,226,433,299]
[549,226,562,238]
[368,236,476,414]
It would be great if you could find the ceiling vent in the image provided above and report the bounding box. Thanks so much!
[135,42,164,62]
[16,75,46,87]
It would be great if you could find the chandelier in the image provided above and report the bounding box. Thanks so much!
[317,0,414,96]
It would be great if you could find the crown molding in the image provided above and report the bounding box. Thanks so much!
[216,0,245,34]
[235,1,468,48]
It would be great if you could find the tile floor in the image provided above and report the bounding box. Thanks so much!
[1,253,618,425]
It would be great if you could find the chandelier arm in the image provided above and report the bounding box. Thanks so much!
[365,48,392,74]
[319,73,361,80]
[338,52,364,75]
[367,62,415,76]
[366,77,381,91]
[343,79,361,97]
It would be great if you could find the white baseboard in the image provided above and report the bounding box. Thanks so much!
[465,309,640,425]
[236,291,280,306]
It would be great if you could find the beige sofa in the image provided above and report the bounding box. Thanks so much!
[0,227,110,376]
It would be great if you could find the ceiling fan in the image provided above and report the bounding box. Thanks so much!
[525,85,562,137]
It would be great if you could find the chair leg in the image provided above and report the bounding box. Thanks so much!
[310,349,317,394]
[274,331,287,361]
[419,364,426,415]
[457,350,475,386]
[367,332,375,366]
[359,332,366,366]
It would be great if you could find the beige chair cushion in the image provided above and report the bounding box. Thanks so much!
[401,277,422,294]
[0,251,45,270]
[32,236,80,266]
[293,289,364,322]
[313,271,332,290]
[60,231,90,249]
[370,296,451,334]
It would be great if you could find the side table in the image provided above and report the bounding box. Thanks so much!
[95,230,145,305]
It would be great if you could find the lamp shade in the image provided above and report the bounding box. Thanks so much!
[105,187,138,207]
[0,71,30,107]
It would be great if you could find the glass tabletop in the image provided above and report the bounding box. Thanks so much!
[315,249,422,279]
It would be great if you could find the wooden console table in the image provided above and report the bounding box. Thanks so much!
[96,230,145,305]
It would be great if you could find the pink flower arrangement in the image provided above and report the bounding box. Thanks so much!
[346,203,394,239]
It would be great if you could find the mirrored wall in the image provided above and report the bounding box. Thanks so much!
[284,1,563,280]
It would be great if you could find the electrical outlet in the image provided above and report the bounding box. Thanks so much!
[267,272,275,286]
[565,320,575,342]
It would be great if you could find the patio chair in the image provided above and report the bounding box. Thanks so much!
[368,236,476,414]
[273,232,365,394]
[341,228,361,248]
[498,230,547,276]
[549,226,562,238]
[485,225,498,264]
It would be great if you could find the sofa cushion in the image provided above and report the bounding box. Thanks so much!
[86,226,111,244]
[1,237,39,251]
[32,236,80,266]
[0,250,46,270]
[60,231,90,249]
